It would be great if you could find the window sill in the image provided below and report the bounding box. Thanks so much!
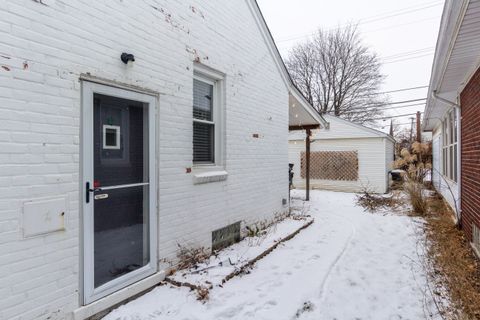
[193,169,228,185]
[440,174,458,186]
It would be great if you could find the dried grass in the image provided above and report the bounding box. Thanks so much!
[405,180,428,216]
[424,195,480,319]
[176,245,210,270]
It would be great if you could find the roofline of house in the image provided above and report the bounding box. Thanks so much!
[247,0,329,129]
[423,0,470,130]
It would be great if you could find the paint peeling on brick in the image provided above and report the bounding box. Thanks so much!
[190,5,205,19]
[1,66,10,71]
[186,46,209,63]
[0,55,11,60]
[150,5,190,34]
[23,61,29,70]
[32,0,48,5]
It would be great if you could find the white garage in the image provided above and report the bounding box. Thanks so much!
[289,115,395,194]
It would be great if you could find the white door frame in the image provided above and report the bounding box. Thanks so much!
[81,81,157,305]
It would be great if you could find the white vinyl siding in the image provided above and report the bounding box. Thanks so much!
[289,115,394,194]
[289,138,391,193]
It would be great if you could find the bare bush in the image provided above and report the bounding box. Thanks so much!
[176,244,209,270]
[404,181,428,216]
[393,143,432,216]
[356,185,400,213]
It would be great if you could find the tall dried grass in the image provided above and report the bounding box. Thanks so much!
[393,142,432,215]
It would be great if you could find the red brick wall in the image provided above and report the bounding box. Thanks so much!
[460,67,480,242]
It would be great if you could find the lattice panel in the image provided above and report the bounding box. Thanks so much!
[301,151,359,181]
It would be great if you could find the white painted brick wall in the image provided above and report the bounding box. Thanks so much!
[0,0,289,319]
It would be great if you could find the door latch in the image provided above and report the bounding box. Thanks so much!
[86,182,102,203]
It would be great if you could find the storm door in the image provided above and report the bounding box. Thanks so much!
[82,82,157,304]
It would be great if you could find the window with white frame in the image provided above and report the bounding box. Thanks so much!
[442,109,458,182]
[192,71,222,165]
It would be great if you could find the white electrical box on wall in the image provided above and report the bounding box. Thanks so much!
[23,198,66,238]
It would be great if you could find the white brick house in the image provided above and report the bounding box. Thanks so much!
[0,1,323,319]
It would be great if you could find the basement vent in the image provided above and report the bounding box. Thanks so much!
[212,222,241,251]
[473,224,480,258]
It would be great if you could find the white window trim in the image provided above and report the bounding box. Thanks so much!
[81,81,158,305]
[192,64,226,172]
[441,108,458,183]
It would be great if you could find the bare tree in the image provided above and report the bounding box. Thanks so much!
[286,26,387,124]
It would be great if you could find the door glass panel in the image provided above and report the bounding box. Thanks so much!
[94,94,148,187]
[93,94,150,288]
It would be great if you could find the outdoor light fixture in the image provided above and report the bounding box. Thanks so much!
[121,53,135,64]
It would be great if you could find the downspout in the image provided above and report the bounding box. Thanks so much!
[432,90,462,226]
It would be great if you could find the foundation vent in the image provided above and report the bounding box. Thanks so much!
[212,222,241,251]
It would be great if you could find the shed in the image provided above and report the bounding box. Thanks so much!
[289,115,395,193]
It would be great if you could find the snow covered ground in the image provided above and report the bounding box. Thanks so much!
[104,190,440,320]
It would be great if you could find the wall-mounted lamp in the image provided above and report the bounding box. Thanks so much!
[121,53,135,64]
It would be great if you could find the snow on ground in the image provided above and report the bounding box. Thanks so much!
[104,190,439,320]
[169,215,312,288]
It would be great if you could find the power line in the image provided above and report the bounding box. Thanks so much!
[321,99,427,115]
[276,1,442,43]
[383,53,434,64]
[277,16,441,47]
[382,47,434,60]
[361,16,440,35]
[371,85,428,95]
[382,98,426,105]
[357,2,442,25]
[368,112,424,121]
[343,103,426,114]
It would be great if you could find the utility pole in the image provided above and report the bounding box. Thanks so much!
[416,111,422,142]
[409,117,415,143]
[305,129,311,201]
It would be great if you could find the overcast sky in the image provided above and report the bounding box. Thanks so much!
[256,0,444,133]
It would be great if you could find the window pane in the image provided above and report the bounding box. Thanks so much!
[453,111,458,143]
[449,146,454,180]
[443,148,447,175]
[193,79,213,121]
[94,94,148,187]
[454,144,458,182]
[193,122,214,163]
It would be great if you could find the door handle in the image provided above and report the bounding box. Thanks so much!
[86,182,102,203]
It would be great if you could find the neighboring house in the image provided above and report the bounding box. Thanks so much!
[423,0,480,257]
[0,1,324,319]
[289,115,395,194]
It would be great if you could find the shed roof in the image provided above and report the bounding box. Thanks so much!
[289,114,395,142]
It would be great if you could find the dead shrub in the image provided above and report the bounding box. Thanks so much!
[196,286,210,302]
[356,185,400,213]
[393,143,432,216]
[404,180,428,216]
[176,244,209,270]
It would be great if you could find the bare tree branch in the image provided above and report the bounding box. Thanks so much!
[286,25,388,125]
